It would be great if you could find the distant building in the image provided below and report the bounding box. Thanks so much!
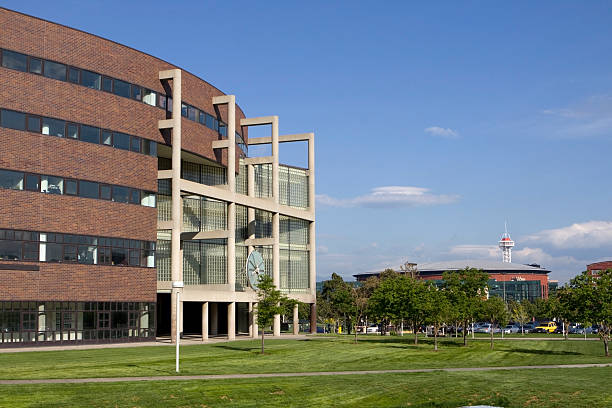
[587,261,612,277]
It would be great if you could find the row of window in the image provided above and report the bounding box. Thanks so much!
[0,168,156,207]
[0,48,246,155]
[0,108,157,157]
[0,229,155,267]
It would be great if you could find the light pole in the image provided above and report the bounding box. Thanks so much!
[173,280,184,373]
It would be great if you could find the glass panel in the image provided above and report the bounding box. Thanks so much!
[63,246,77,262]
[25,174,39,191]
[111,247,128,266]
[141,192,156,207]
[143,89,156,106]
[112,186,129,203]
[42,117,65,137]
[80,125,100,144]
[158,94,167,109]
[101,130,112,145]
[68,67,80,84]
[113,133,130,150]
[131,85,142,101]
[181,104,188,117]
[113,79,130,98]
[41,176,63,195]
[1,109,26,130]
[78,246,96,265]
[102,76,113,92]
[0,241,21,260]
[100,184,111,200]
[130,189,140,204]
[205,113,214,129]
[1,50,27,71]
[43,60,66,80]
[81,70,101,90]
[65,180,77,195]
[67,123,79,139]
[188,106,197,121]
[29,58,42,74]
[22,242,38,261]
[46,243,62,262]
[78,181,99,199]
[27,116,41,132]
[130,136,141,153]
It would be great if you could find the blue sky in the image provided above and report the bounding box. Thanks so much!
[5,1,612,282]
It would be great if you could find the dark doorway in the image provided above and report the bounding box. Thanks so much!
[156,293,171,336]
[183,302,202,335]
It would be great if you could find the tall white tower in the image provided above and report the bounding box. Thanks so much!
[498,223,514,263]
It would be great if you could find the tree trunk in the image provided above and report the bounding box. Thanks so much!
[434,324,438,351]
[490,325,494,349]
[261,328,265,354]
[564,321,568,341]
[354,316,358,344]
[463,321,467,346]
[414,322,418,345]
[604,336,609,357]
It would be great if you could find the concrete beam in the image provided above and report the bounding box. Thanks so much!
[246,137,271,145]
[212,95,233,105]
[244,156,273,165]
[244,237,275,246]
[158,170,172,180]
[159,69,179,80]
[240,116,276,127]
[158,221,172,230]
[212,140,230,149]
[181,230,230,241]
[158,119,176,130]
[279,133,313,143]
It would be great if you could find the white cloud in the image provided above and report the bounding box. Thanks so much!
[316,186,459,208]
[424,126,459,138]
[448,244,498,259]
[523,221,612,249]
[539,95,612,138]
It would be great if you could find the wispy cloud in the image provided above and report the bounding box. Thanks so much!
[448,244,498,259]
[424,126,459,138]
[539,95,612,138]
[316,186,459,208]
[523,220,612,249]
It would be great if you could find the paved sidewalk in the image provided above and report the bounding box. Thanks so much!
[0,363,610,385]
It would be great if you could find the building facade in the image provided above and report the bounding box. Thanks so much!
[0,8,316,346]
[587,261,612,278]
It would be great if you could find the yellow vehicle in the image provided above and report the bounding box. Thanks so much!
[534,321,557,333]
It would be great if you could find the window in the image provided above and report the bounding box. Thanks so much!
[42,117,65,137]
[219,125,227,137]
[22,242,39,261]
[68,67,80,84]
[101,130,112,146]
[1,109,26,130]
[102,76,113,92]
[143,89,156,106]
[0,170,24,190]
[111,247,128,265]
[113,133,130,150]
[66,123,79,139]
[63,245,77,262]
[0,241,21,260]
[130,189,140,204]
[131,85,142,101]
[98,247,111,265]
[1,50,27,72]
[100,184,111,200]
[25,174,40,192]
[141,192,156,208]
[43,61,66,81]
[205,113,214,129]
[142,140,157,156]
[65,179,78,195]
[130,136,141,153]
[129,250,140,266]
[158,94,167,110]
[112,186,129,203]
[80,125,100,144]
[27,116,41,132]
[45,243,63,262]
[114,79,130,98]
[81,70,101,90]
[28,58,42,74]
[78,181,99,199]
[181,104,188,117]
[188,106,197,121]
[41,176,63,194]
[199,112,206,125]
[78,246,96,264]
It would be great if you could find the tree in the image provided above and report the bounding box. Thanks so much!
[422,285,451,351]
[255,274,288,354]
[321,273,353,333]
[368,270,402,336]
[510,300,529,335]
[443,268,489,346]
[480,296,509,349]
[349,277,378,343]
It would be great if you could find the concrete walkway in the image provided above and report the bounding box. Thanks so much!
[0,363,610,385]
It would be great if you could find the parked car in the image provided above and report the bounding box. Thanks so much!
[522,322,537,333]
[503,324,521,334]
[534,321,557,333]
[476,323,501,334]
[366,324,379,334]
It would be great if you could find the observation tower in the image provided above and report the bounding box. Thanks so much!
[499,223,514,263]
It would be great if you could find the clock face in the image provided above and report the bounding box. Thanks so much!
[246,250,265,289]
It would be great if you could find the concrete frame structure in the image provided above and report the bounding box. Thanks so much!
[158,74,317,342]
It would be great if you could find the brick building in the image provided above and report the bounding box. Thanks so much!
[0,7,316,346]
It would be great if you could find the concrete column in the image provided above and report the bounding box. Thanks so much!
[228,302,236,340]
[201,302,208,341]
[310,303,317,334]
[227,202,236,291]
[293,303,299,335]
[273,212,281,337]
[226,97,236,293]
[247,164,255,254]
[251,302,258,338]
[309,221,316,295]
[271,116,279,202]
[308,134,315,210]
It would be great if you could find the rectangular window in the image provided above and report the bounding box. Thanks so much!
[100,184,111,200]
[46,243,63,262]
[188,106,197,121]
[41,175,63,195]
[28,58,42,74]
[114,79,131,98]
[141,192,156,207]
[158,94,167,110]
[113,133,130,150]
[66,123,79,139]
[102,76,113,92]
[1,109,26,130]
[22,242,39,261]
[42,117,65,137]
[80,125,100,144]
[199,112,206,125]
[25,174,40,191]
[27,115,41,132]
[111,247,128,265]
[1,50,27,72]
[63,245,77,262]
[98,247,111,265]
[81,70,101,90]
[131,85,142,101]
[0,170,24,190]
[143,89,156,106]
[130,136,141,153]
[142,139,157,156]
[112,186,129,203]
[78,246,96,265]
[205,113,214,129]
[181,104,188,117]
[130,189,140,204]
[78,180,99,199]
[219,124,227,137]
[0,241,22,260]
[43,60,66,81]
[129,250,140,266]
[68,67,80,84]
[65,179,78,195]
[101,130,112,146]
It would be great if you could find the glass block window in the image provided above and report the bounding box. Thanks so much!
[280,249,310,292]
[279,165,309,209]
[202,199,226,231]
[182,197,201,232]
[181,161,226,186]
[253,245,273,278]
[200,240,227,284]
[254,164,272,198]
[155,237,171,281]
[255,210,273,238]
[236,161,248,195]
[183,241,200,285]
[235,205,248,244]
[280,216,309,249]
[235,245,248,291]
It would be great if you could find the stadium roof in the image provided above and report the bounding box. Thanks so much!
[417,260,550,273]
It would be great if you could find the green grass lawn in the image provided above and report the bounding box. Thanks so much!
[0,335,609,380]
[0,367,610,407]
